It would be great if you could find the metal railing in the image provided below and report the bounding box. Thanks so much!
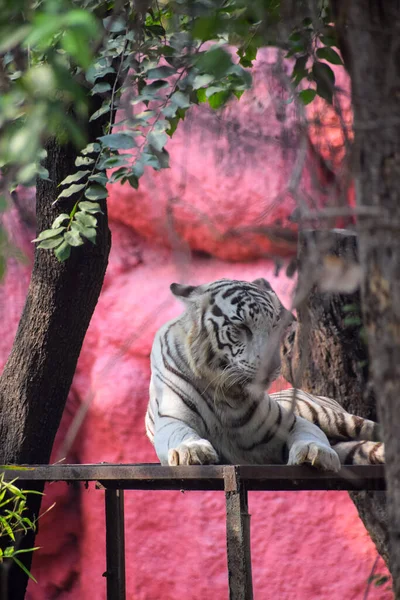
[3,464,386,600]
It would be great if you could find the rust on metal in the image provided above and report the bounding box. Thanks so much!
[0,463,386,600]
[224,467,253,600]
[1,464,386,491]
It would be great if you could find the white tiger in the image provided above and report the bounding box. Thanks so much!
[146,278,384,471]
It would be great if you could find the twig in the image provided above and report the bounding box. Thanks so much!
[363,554,380,600]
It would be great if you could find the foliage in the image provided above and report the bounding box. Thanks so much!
[0,0,342,264]
[0,472,53,583]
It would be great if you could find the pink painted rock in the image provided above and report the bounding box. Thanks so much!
[107,49,342,262]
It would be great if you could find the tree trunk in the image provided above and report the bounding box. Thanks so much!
[332,2,400,595]
[281,229,389,566]
[0,132,111,597]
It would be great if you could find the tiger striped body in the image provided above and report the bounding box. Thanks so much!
[146,279,384,471]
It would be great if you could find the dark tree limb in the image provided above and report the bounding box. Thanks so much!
[281,229,389,567]
[332,2,400,594]
[0,110,112,599]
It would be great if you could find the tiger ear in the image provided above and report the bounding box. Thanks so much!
[170,283,199,303]
[252,278,273,292]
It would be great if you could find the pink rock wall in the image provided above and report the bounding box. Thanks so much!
[0,49,391,599]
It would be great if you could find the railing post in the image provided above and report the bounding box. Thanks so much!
[105,489,126,600]
[224,466,253,600]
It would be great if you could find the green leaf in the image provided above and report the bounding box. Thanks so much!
[193,74,214,90]
[37,166,50,181]
[140,80,170,95]
[57,184,85,199]
[316,47,343,65]
[85,185,108,200]
[312,61,335,84]
[162,104,178,119]
[54,241,72,262]
[78,226,97,244]
[12,556,38,583]
[4,546,15,557]
[142,152,160,170]
[12,547,41,556]
[98,133,136,150]
[374,576,390,587]
[24,13,62,49]
[131,161,144,179]
[147,131,168,152]
[37,236,64,250]
[75,212,97,228]
[86,60,115,84]
[237,42,258,68]
[79,201,103,214]
[64,9,98,34]
[88,172,108,185]
[208,90,231,109]
[81,143,101,155]
[320,35,338,48]
[312,62,335,104]
[170,91,190,109]
[205,85,224,98]
[192,15,220,42]
[109,168,129,183]
[292,55,308,85]
[75,156,95,167]
[62,29,93,70]
[65,229,84,247]
[90,103,111,122]
[17,163,38,185]
[196,88,207,103]
[91,82,112,95]
[2,520,15,541]
[298,89,317,105]
[52,214,70,229]
[146,66,176,79]
[127,176,139,189]
[60,171,90,186]
[344,315,362,327]
[99,156,130,169]
[195,47,233,79]
[166,115,180,136]
[103,15,126,33]
[343,303,360,313]
[32,227,66,242]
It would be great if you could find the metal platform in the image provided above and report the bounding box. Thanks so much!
[3,464,386,600]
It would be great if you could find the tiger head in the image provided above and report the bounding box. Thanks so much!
[171,278,295,398]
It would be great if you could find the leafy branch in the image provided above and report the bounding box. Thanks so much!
[0,0,345,264]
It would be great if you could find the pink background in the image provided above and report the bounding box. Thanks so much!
[0,49,391,599]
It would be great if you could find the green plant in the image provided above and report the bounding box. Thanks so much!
[0,472,53,583]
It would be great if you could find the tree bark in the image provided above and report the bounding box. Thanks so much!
[0,124,111,598]
[332,2,400,595]
[281,229,389,567]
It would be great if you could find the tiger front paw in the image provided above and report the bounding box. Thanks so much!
[168,439,219,466]
[288,440,341,472]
